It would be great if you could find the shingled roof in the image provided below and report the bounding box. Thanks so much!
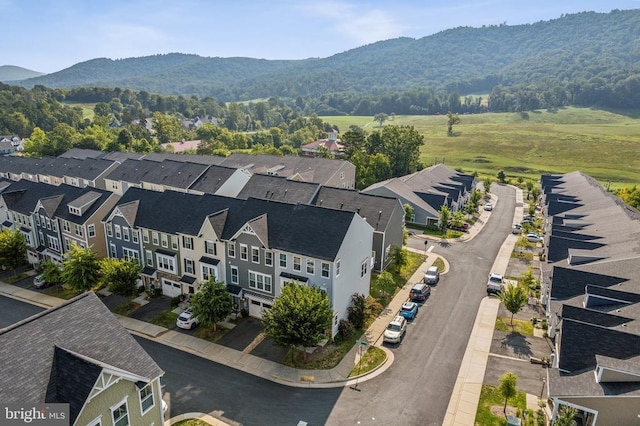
[0,292,163,424]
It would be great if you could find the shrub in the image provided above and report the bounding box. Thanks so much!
[348,293,366,329]
[338,319,355,339]
[170,294,184,308]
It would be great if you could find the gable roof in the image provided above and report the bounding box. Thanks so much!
[104,158,208,190]
[0,292,163,422]
[236,174,321,203]
[188,165,242,194]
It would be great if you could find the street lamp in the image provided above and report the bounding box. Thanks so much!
[540,378,546,399]
[424,240,429,257]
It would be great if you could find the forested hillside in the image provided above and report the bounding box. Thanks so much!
[0,65,45,82]
[16,9,640,108]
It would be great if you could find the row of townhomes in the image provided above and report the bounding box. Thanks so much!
[540,171,640,425]
[0,150,473,336]
[0,292,166,426]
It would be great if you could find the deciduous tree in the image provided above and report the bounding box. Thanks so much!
[190,279,233,331]
[0,229,27,275]
[61,244,101,291]
[447,111,461,136]
[499,284,528,326]
[100,257,141,297]
[499,371,518,416]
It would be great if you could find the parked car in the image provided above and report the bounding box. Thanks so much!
[410,283,431,302]
[399,301,418,320]
[447,221,470,232]
[512,224,522,234]
[176,308,199,329]
[484,203,493,211]
[423,266,440,284]
[527,233,543,243]
[33,274,48,289]
[486,273,504,295]
[383,315,407,344]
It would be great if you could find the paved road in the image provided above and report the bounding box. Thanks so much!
[325,184,516,426]
[135,336,342,426]
[0,295,44,328]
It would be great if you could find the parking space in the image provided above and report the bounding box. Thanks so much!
[216,316,263,351]
[129,296,171,322]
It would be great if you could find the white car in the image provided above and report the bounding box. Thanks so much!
[527,233,543,243]
[33,274,47,289]
[383,315,407,344]
[487,273,504,295]
[176,308,199,329]
[484,203,493,211]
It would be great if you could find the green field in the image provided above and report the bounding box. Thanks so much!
[323,107,640,188]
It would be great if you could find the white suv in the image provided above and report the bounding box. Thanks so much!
[383,315,407,344]
[487,273,504,295]
[176,308,199,329]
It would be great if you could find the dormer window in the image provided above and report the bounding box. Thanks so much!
[69,206,82,216]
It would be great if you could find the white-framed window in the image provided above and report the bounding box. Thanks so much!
[47,235,60,252]
[202,265,216,281]
[279,253,287,268]
[251,246,260,263]
[138,383,154,415]
[88,224,95,237]
[230,266,238,284]
[183,236,194,249]
[110,244,117,258]
[293,256,301,271]
[35,215,41,226]
[52,220,57,232]
[336,259,341,277]
[161,234,168,248]
[123,227,130,241]
[171,236,178,250]
[75,224,84,237]
[152,232,159,245]
[265,251,273,266]
[156,253,176,273]
[86,416,102,426]
[111,397,129,426]
[228,242,236,258]
[306,259,315,275]
[249,271,272,293]
[361,259,368,278]
[321,262,330,278]
[40,214,45,227]
[132,231,139,244]
[64,237,71,252]
[114,225,121,239]
[142,230,149,243]
[45,217,51,230]
[39,231,45,246]
[205,240,216,255]
[340,171,345,179]
[240,244,248,261]
[145,250,153,266]
[123,247,140,263]
[184,258,195,274]
[107,224,113,237]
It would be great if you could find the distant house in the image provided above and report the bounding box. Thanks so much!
[0,135,23,151]
[180,116,218,131]
[0,140,16,155]
[301,129,344,157]
[0,292,165,426]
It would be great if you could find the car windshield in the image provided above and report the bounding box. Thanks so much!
[489,276,502,283]
[387,324,401,332]
[178,313,190,320]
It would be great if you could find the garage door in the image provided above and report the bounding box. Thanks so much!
[162,279,182,298]
[248,299,272,319]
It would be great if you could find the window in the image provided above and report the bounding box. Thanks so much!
[156,253,176,273]
[336,259,341,277]
[35,215,41,226]
[182,236,194,249]
[111,399,129,426]
[340,171,345,179]
[52,221,57,232]
[321,262,330,278]
[306,259,315,275]
[205,240,216,255]
[114,225,121,239]
[171,236,178,250]
[251,246,260,263]
[361,259,368,278]
[228,242,236,258]
[88,224,95,238]
[123,247,140,263]
[63,237,71,252]
[39,214,45,227]
[47,235,60,252]
[202,265,216,281]
[45,217,51,230]
[152,232,159,245]
[293,256,301,271]
[145,250,153,266]
[240,244,248,261]
[106,224,113,237]
[161,234,168,248]
[39,231,44,246]
[279,253,287,268]
[184,258,195,274]
[75,224,84,237]
[249,271,272,292]
[86,417,102,426]
[230,266,238,284]
[132,231,138,244]
[265,251,273,266]
[110,244,117,258]
[142,230,149,243]
[123,227,130,241]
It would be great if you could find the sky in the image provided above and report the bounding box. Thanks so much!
[3,0,639,74]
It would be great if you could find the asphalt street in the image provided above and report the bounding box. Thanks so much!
[0,295,44,328]
[324,184,516,426]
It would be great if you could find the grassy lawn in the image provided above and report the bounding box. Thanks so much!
[282,332,360,369]
[432,257,445,271]
[511,251,535,261]
[348,345,387,377]
[475,385,529,426]
[370,250,424,306]
[323,107,640,187]
[43,285,82,300]
[173,419,212,426]
[495,317,534,336]
[113,300,141,316]
[149,311,179,329]
[2,272,31,284]
[193,325,230,343]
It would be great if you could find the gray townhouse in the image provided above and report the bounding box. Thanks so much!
[102,187,374,336]
[362,164,475,226]
[0,292,165,426]
[539,171,640,425]
[0,180,119,265]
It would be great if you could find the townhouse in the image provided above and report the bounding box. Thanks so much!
[539,171,640,425]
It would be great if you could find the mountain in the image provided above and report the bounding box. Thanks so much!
[0,65,45,82]
[15,9,640,101]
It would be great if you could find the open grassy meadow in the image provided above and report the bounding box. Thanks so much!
[323,107,640,187]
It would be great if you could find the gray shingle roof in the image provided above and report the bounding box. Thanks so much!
[104,159,209,190]
[0,292,163,418]
[236,174,320,203]
[189,165,240,194]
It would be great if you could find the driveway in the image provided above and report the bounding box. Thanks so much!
[130,295,171,322]
[216,316,263,351]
